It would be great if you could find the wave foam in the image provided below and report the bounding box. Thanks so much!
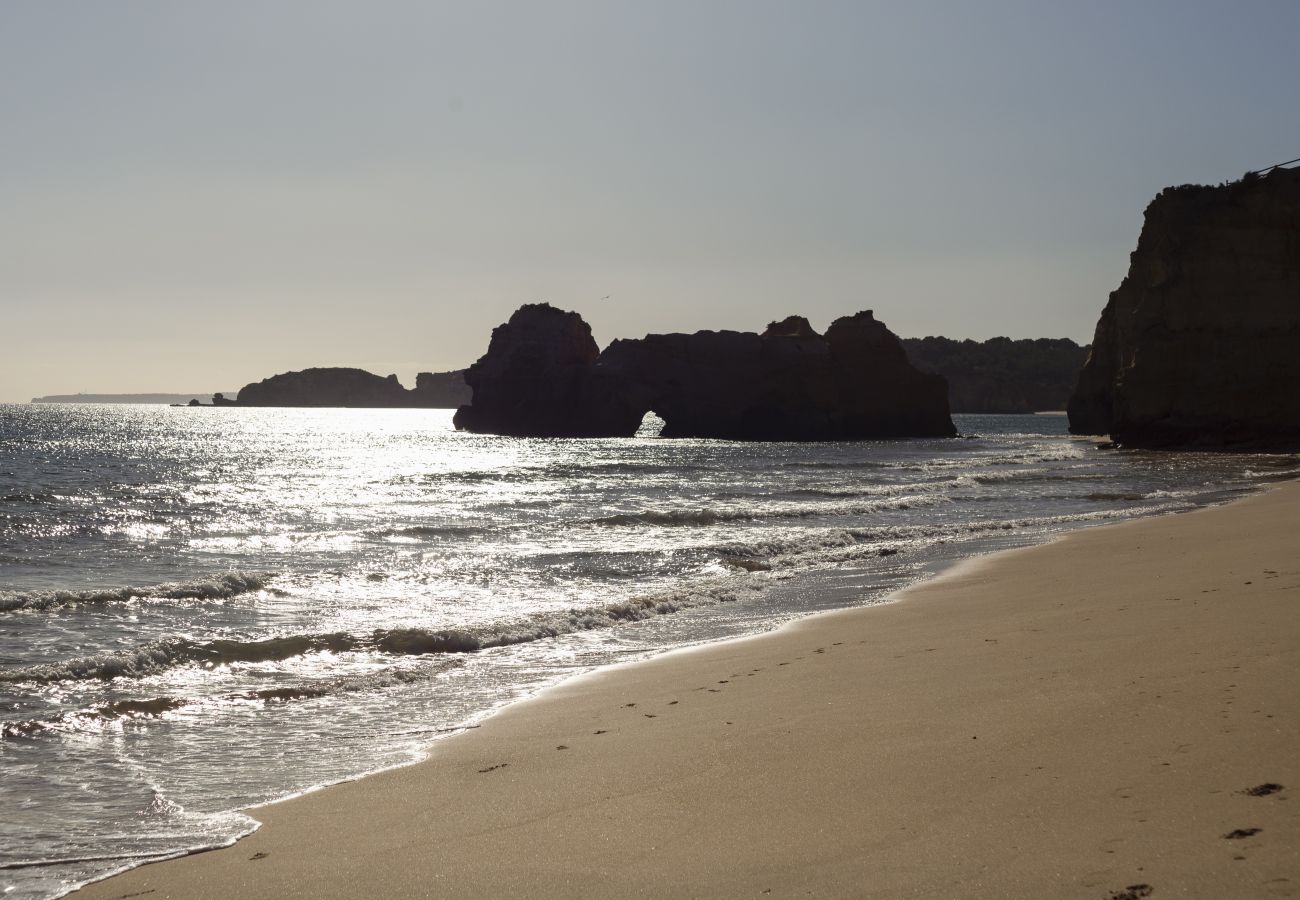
[584,494,943,528]
[2,578,765,686]
[0,572,276,613]
[2,664,463,739]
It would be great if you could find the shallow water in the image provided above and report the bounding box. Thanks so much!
[1,404,1293,898]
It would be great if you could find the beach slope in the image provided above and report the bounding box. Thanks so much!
[77,483,1300,899]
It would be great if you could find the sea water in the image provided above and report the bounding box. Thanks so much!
[1,404,1294,898]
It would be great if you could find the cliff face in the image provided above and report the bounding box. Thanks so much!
[1069,167,1300,446]
[903,336,1089,413]
[453,306,956,440]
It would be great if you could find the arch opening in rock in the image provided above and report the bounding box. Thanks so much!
[635,411,666,438]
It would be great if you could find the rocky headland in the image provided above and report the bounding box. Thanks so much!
[31,393,236,405]
[452,304,956,440]
[410,370,473,408]
[234,368,469,408]
[902,336,1088,413]
[1069,166,1300,446]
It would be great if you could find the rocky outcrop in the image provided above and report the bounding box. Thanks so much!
[454,306,956,440]
[451,304,610,436]
[237,368,412,407]
[232,368,470,408]
[410,370,471,408]
[903,336,1089,413]
[1069,167,1300,446]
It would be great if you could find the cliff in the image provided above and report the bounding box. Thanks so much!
[1069,167,1300,446]
[903,336,1089,413]
[453,305,955,440]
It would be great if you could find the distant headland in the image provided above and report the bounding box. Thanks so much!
[902,337,1088,415]
[31,393,238,405]
[234,368,470,409]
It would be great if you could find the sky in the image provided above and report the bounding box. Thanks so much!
[2,1,1298,402]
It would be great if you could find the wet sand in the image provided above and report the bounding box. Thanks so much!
[76,482,1300,899]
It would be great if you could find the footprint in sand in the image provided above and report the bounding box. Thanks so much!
[1105,885,1153,900]
[1223,827,1262,839]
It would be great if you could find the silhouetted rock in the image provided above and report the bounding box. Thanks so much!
[228,368,470,409]
[454,305,956,440]
[762,315,820,339]
[1069,167,1300,446]
[452,304,606,436]
[903,336,1089,413]
[237,368,412,408]
[411,371,471,408]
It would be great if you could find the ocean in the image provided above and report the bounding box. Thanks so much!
[1,404,1293,898]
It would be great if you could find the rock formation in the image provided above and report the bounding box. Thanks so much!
[237,368,412,407]
[1069,167,1300,446]
[451,304,610,436]
[410,370,471,408]
[453,305,956,440]
[903,336,1089,413]
[231,368,469,408]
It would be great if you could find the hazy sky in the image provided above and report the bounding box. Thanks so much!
[3,1,1297,401]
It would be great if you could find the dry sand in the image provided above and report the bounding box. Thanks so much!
[76,482,1300,899]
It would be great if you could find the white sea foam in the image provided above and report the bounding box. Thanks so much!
[0,572,275,612]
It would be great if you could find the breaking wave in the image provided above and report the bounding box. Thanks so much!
[2,665,462,740]
[1,577,763,686]
[584,494,943,528]
[778,460,900,470]
[389,461,717,486]
[375,524,492,539]
[0,573,276,613]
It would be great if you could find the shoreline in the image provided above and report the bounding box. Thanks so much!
[74,482,1299,898]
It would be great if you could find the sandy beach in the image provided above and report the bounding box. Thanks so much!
[75,482,1300,899]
